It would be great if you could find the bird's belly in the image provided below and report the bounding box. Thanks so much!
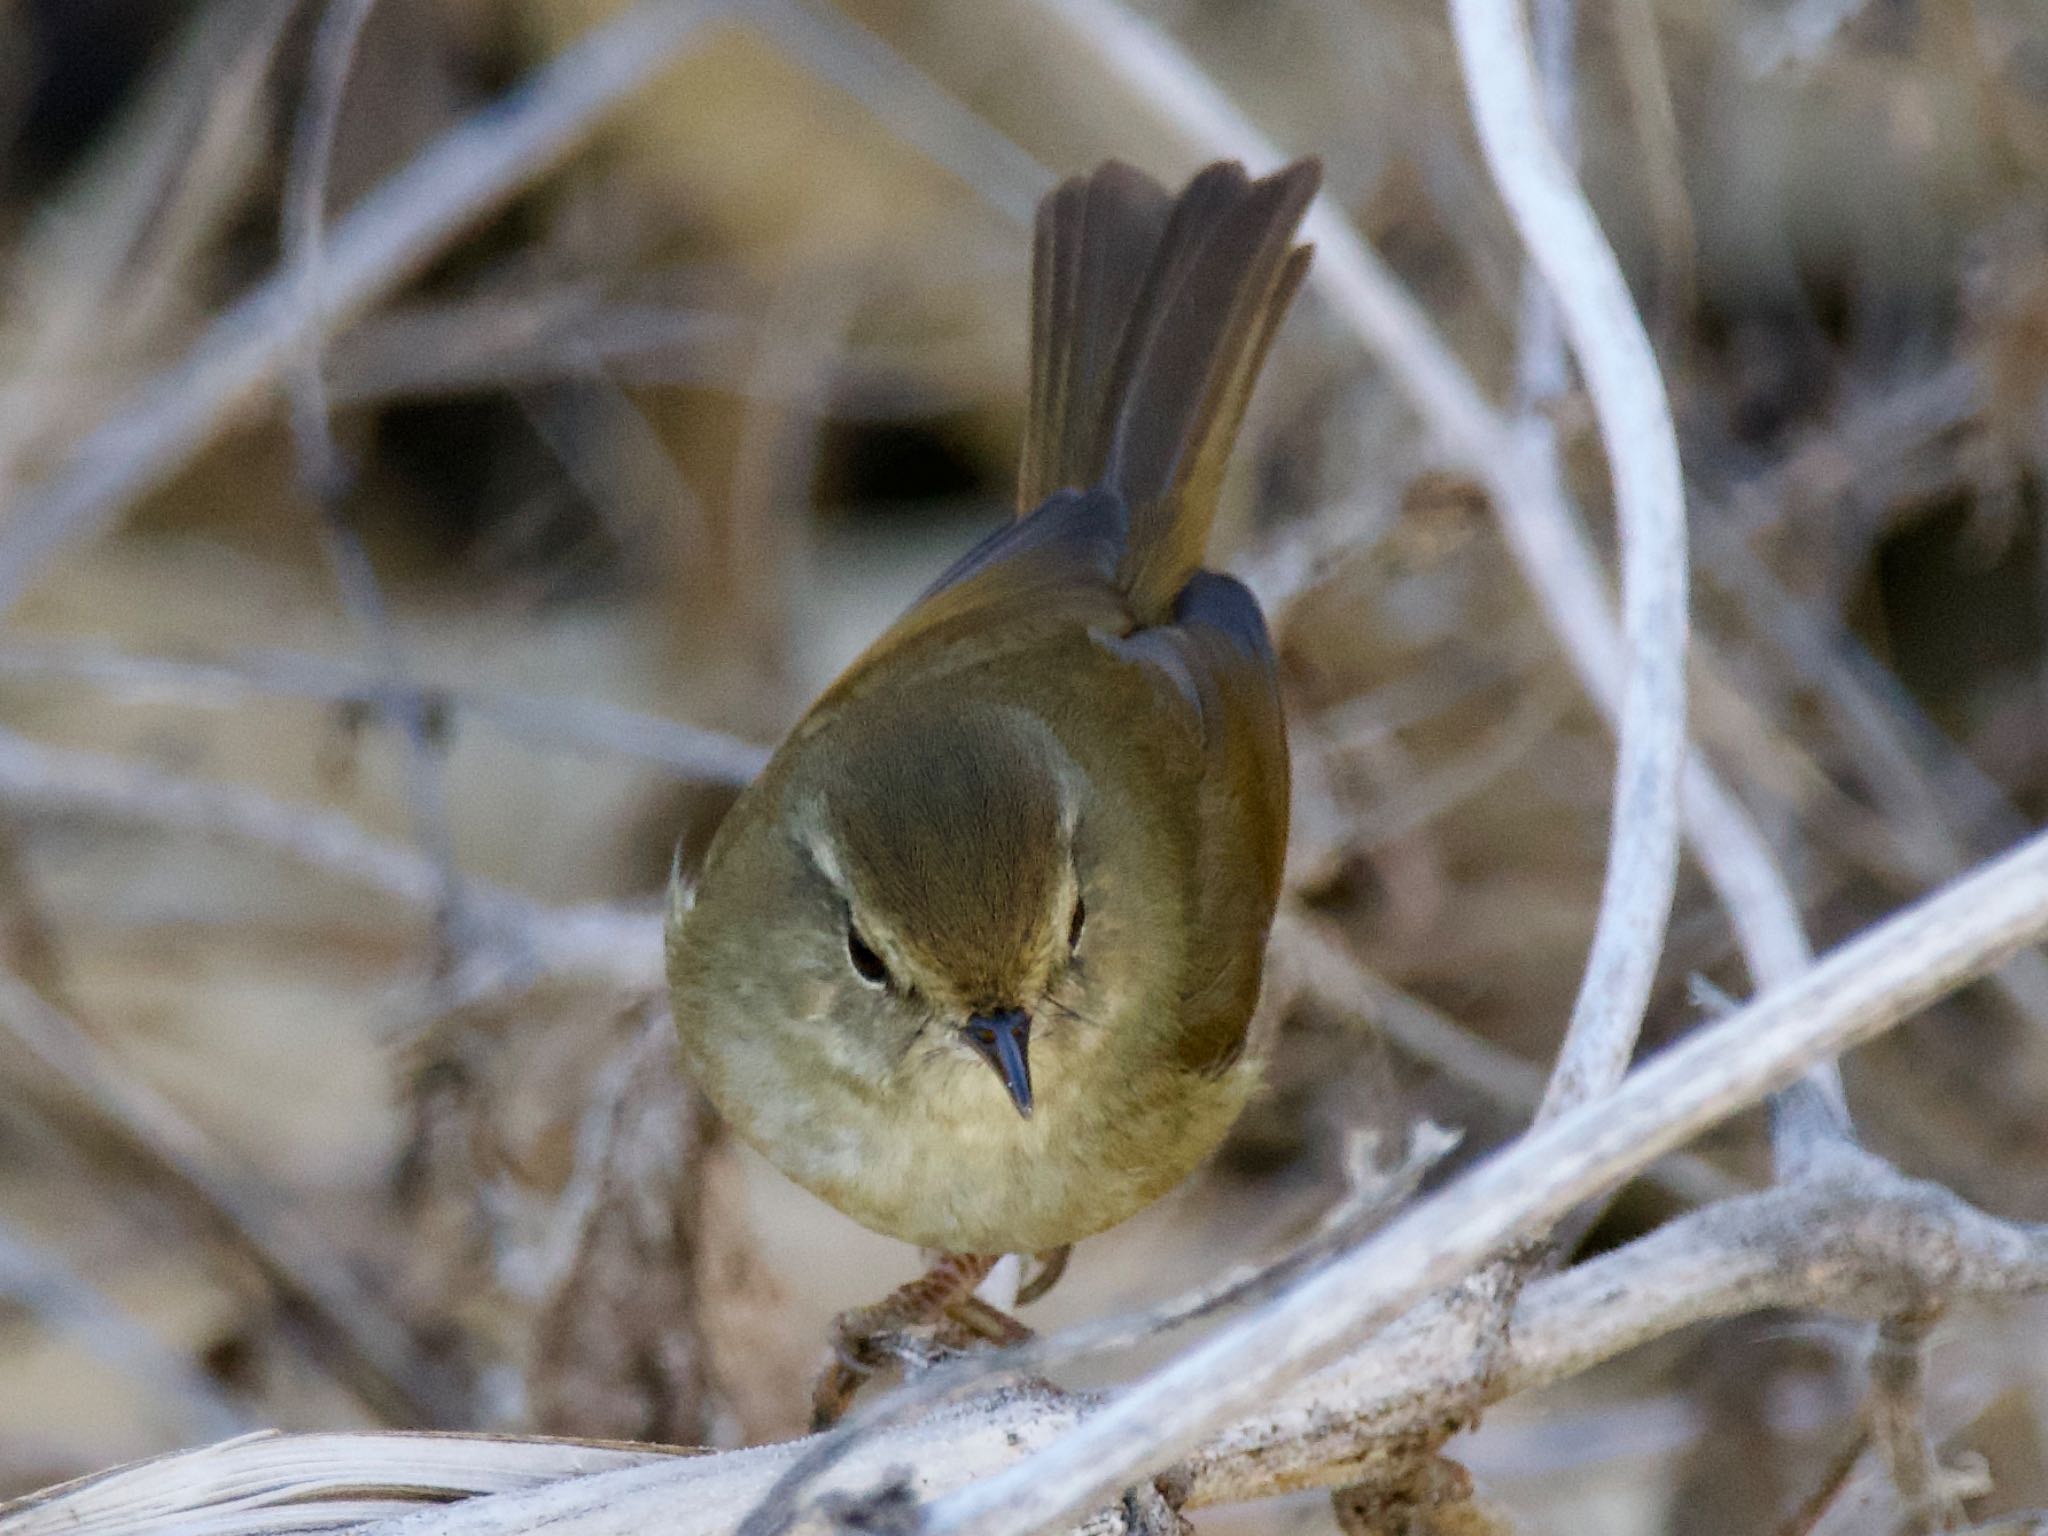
[725,1045,1251,1254]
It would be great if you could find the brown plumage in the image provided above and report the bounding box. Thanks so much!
[667,158,1317,1260]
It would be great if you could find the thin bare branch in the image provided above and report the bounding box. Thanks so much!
[321,289,1010,420]
[1741,0,1876,76]
[284,0,379,498]
[746,0,1050,224]
[1273,909,1746,1208]
[0,639,768,784]
[1609,0,1695,345]
[280,0,470,940]
[1698,455,2048,1042]
[0,728,662,991]
[1273,908,1545,1112]
[1867,1310,1968,1535]
[0,0,296,485]
[1339,685,1566,853]
[1512,0,1575,415]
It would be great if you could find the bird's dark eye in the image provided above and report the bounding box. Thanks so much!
[846,922,890,986]
[1068,895,1086,954]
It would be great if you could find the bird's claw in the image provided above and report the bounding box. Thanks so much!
[809,1253,1044,1427]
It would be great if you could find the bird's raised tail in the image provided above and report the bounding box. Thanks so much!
[1018,157,1319,622]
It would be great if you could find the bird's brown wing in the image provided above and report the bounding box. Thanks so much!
[1109,570,1288,1074]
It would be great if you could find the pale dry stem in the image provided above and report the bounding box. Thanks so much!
[0,727,663,993]
[15,1133,2048,1533]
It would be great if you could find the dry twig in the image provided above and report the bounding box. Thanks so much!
[0,640,768,785]
[0,728,662,992]
[16,1123,2048,1533]
[283,0,471,950]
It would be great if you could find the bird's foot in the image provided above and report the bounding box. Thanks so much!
[810,1253,1035,1429]
[1015,1244,1072,1306]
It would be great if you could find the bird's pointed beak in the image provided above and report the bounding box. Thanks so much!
[964,1009,1034,1118]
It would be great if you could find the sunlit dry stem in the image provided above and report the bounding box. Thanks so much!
[0,728,664,991]
[0,639,769,785]
[17,1140,2048,1534]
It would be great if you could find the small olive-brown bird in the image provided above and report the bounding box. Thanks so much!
[668,157,1316,1334]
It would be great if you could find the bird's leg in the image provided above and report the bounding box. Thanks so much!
[811,1252,1035,1428]
[1014,1244,1072,1306]
[938,1292,1034,1348]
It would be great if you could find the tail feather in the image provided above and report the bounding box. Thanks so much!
[1020,164,1171,509]
[1017,158,1318,621]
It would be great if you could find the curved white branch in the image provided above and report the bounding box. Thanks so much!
[1448,0,1688,1120]
[1020,0,1843,1142]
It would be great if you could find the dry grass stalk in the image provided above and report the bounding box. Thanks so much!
[525,1008,719,1444]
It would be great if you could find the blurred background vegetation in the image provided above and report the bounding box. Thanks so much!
[2,0,2048,1529]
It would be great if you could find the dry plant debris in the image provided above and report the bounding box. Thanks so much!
[1,0,2048,1533]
